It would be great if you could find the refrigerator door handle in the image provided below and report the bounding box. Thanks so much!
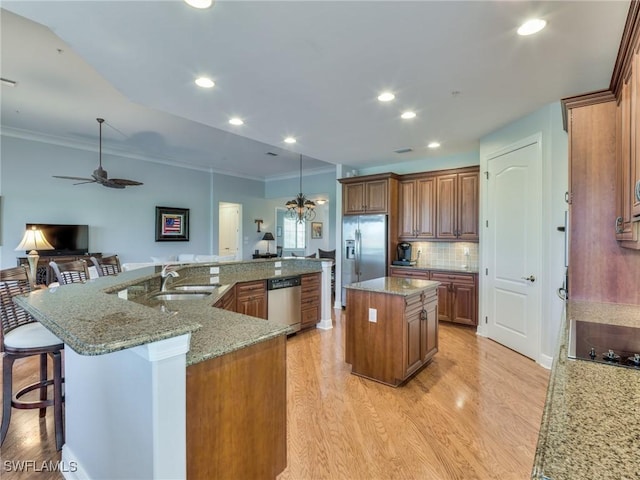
[354,229,361,278]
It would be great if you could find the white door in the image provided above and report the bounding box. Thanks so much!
[485,137,541,360]
[218,202,241,259]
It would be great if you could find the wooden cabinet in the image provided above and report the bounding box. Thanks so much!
[213,286,236,311]
[345,284,438,387]
[186,336,286,479]
[339,173,399,215]
[405,290,438,377]
[436,169,479,241]
[398,176,436,239]
[615,45,640,248]
[430,272,477,326]
[300,272,321,330]
[235,280,267,319]
[398,167,479,242]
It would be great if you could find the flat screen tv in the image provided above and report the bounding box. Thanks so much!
[25,223,89,256]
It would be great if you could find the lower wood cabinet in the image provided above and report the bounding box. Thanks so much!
[389,266,430,280]
[235,280,267,319]
[213,286,236,311]
[345,286,438,387]
[300,272,320,330]
[430,272,477,326]
[186,335,287,479]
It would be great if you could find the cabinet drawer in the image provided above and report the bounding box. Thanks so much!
[389,267,430,279]
[301,306,320,325]
[236,280,266,298]
[430,272,475,284]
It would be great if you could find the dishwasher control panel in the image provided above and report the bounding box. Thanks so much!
[267,275,301,290]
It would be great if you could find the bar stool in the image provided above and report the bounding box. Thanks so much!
[0,266,64,450]
[49,259,90,285]
[90,255,121,276]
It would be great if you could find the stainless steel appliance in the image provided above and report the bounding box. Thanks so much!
[267,275,301,333]
[341,214,387,306]
[568,319,640,370]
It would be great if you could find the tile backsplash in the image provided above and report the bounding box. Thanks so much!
[409,242,478,270]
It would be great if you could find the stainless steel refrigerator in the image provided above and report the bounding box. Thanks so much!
[341,214,388,306]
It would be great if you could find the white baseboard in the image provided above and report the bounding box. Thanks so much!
[538,353,553,370]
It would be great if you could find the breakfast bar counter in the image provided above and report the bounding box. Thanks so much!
[532,300,640,480]
[14,258,330,480]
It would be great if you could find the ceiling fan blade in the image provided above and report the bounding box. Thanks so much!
[102,180,126,189]
[53,175,95,182]
[110,178,144,186]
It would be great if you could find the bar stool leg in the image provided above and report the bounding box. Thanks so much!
[52,351,64,451]
[1,355,15,446]
[39,353,48,418]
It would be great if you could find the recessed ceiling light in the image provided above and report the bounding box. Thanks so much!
[428,142,441,149]
[284,137,296,144]
[195,77,214,88]
[229,117,244,126]
[378,92,395,102]
[184,0,214,9]
[517,19,546,36]
[401,111,416,119]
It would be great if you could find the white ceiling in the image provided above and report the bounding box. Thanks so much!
[0,1,630,180]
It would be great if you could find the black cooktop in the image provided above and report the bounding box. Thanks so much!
[568,319,640,369]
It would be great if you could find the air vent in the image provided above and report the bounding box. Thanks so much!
[394,148,413,154]
[266,152,278,156]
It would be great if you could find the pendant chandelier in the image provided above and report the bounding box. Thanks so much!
[285,154,316,223]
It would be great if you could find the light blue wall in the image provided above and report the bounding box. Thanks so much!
[479,101,568,363]
[357,150,480,176]
[1,135,211,267]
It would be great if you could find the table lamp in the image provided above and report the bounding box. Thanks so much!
[262,232,275,253]
[15,226,54,285]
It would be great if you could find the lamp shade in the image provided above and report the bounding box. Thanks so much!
[15,226,54,252]
[262,232,275,241]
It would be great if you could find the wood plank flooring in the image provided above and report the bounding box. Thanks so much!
[1,310,549,479]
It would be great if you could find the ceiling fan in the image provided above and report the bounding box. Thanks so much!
[53,118,143,189]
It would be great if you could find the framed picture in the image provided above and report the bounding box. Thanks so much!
[311,222,323,239]
[155,206,189,242]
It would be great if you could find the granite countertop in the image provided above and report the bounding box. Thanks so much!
[345,276,439,296]
[390,263,479,274]
[532,299,640,480]
[15,259,324,366]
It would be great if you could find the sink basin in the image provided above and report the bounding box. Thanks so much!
[150,292,211,301]
[173,284,221,292]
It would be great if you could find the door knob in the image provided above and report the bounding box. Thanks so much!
[521,275,536,283]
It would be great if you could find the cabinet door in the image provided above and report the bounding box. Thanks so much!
[423,295,438,362]
[633,50,640,219]
[436,282,452,322]
[236,281,267,319]
[398,180,417,237]
[617,65,636,240]
[405,294,424,376]
[416,177,436,239]
[457,172,479,240]
[436,174,457,239]
[365,180,388,213]
[452,282,477,326]
[343,183,366,214]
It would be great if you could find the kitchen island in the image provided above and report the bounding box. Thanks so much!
[345,276,439,386]
[532,300,640,480]
[14,258,331,480]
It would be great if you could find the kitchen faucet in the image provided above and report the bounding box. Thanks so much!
[160,264,179,291]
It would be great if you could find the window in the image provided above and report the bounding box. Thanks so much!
[283,217,306,249]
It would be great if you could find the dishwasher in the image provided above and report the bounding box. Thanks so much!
[267,275,301,333]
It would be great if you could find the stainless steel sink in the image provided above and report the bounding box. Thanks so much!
[150,292,211,301]
[173,284,221,292]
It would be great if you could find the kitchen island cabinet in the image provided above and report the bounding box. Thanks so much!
[345,276,439,387]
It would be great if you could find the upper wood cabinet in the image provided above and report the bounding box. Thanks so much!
[398,176,436,239]
[339,173,399,215]
[398,167,479,242]
[436,169,479,241]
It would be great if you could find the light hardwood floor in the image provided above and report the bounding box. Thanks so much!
[1,310,549,479]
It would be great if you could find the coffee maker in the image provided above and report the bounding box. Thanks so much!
[392,242,416,266]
